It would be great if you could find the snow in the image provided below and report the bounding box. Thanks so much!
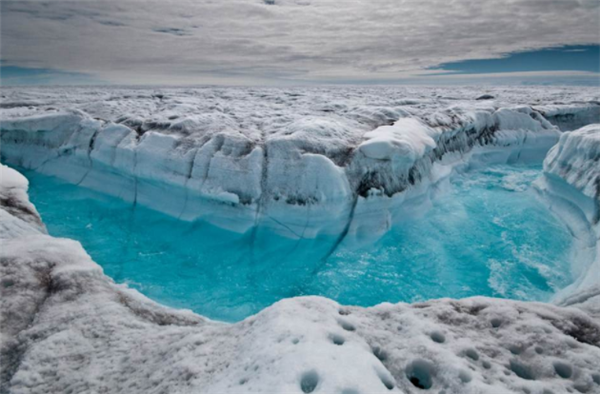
[0,164,46,236]
[1,86,600,393]
[358,118,436,162]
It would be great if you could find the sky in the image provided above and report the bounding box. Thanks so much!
[1,0,599,86]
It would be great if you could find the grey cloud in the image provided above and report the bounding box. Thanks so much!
[97,20,126,27]
[152,27,190,36]
[0,0,598,84]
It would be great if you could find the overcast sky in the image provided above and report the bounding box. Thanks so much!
[1,0,599,85]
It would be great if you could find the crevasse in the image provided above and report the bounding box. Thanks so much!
[1,88,599,306]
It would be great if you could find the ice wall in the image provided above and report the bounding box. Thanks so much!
[4,87,593,241]
[537,125,600,311]
[535,104,600,132]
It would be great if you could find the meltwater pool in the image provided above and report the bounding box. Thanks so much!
[23,164,574,322]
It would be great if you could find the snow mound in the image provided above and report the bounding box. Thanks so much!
[358,118,436,162]
[0,164,46,237]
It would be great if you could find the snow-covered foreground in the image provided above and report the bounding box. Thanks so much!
[1,86,600,393]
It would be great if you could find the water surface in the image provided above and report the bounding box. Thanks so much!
[23,164,573,322]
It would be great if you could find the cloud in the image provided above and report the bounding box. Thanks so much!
[0,0,598,84]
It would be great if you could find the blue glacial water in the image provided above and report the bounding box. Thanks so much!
[23,164,573,322]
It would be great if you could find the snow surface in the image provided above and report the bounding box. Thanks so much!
[1,86,600,393]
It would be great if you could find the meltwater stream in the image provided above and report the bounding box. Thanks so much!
[23,164,574,322]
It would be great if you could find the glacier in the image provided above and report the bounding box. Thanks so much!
[1,86,596,242]
[1,86,600,393]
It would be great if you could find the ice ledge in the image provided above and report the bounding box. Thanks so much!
[2,159,600,393]
[0,164,46,238]
[544,124,600,203]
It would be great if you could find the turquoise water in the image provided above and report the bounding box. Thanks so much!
[23,164,573,322]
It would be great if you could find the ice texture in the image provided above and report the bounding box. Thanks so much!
[544,124,600,202]
[536,124,600,312]
[2,86,598,240]
[1,86,600,393]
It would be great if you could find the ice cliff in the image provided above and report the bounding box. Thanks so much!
[1,87,598,241]
[1,86,600,393]
[537,125,600,312]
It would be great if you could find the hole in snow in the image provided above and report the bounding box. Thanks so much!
[406,359,436,390]
[490,318,503,328]
[376,369,395,390]
[553,361,573,379]
[464,348,479,361]
[535,346,544,354]
[329,333,345,345]
[338,320,355,332]
[509,360,535,380]
[430,331,445,343]
[300,370,319,393]
[509,344,525,355]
